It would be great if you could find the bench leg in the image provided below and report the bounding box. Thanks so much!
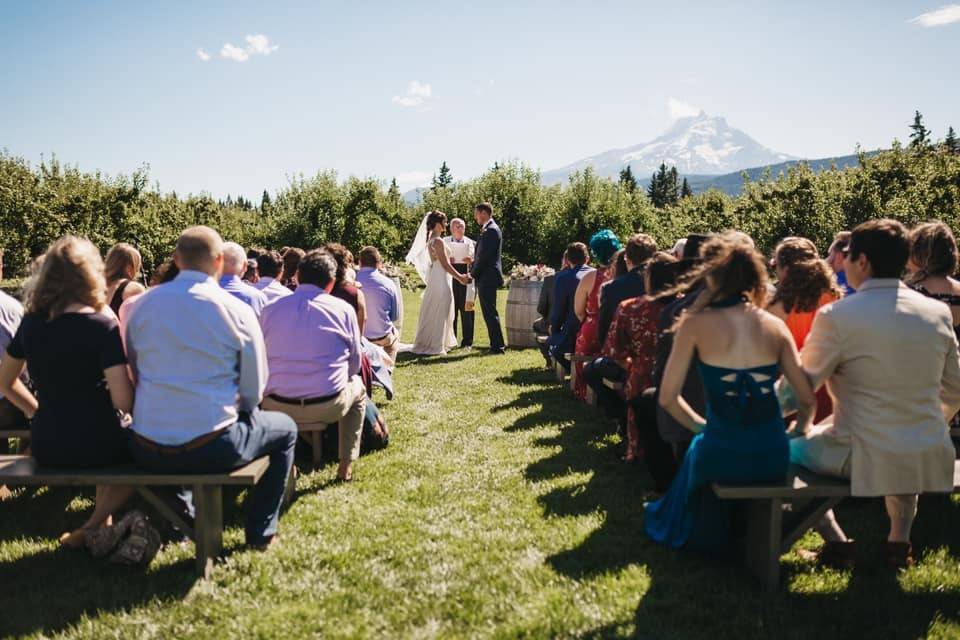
[193,484,223,579]
[744,498,783,591]
[310,431,323,471]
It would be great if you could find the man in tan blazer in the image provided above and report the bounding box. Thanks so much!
[793,219,960,568]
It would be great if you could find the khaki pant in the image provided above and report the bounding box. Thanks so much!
[262,376,366,462]
[369,327,399,369]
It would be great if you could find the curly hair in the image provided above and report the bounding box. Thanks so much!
[588,229,622,266]
[324,242,355,284]
[689,234,769,310]
[908,221,958,283]
[24,236,107,320]
[771,258,842,313]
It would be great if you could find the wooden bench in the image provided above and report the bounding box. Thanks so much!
[713,461,960,591]
[0,454,269,578]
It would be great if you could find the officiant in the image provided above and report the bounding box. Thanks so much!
[444,218,476,348]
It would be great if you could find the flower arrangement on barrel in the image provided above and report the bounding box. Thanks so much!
[509,263,555,282]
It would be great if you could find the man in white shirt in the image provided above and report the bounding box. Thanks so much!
[444,218,476,348]
[254,250,293,304]
[124,226,297,549]
[219,242,268,316]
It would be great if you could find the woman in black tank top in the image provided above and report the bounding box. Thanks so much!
[104,243,146,315]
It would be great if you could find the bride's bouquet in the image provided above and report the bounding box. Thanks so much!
[509,263,555,282]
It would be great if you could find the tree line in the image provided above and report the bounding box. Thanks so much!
[0,112,957,279]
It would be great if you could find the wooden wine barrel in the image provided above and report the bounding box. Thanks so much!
[391,277,404,330]
[505,279,542,348]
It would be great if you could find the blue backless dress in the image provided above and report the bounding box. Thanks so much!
[644,359,789,552]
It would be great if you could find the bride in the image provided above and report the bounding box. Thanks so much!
[406,210,471,355]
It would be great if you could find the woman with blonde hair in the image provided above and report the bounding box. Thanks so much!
[0,236,135,547]
[645,234,816,552]
[104,242,146,315]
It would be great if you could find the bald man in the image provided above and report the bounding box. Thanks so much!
[124,226,297,549]
[220,242,268,317]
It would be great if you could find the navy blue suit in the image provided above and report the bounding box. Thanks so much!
[548,264,593,369]
[597,267,646,347]
[470,219,505,351]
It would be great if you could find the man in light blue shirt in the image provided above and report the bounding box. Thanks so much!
[220,242,268,316]
[254,250,293,304]
[355,246,400,365]
[124,226,296,549]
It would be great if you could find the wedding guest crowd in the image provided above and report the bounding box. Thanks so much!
[537,217,960,568]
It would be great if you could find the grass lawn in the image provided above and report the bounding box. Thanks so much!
[2,288,960,639]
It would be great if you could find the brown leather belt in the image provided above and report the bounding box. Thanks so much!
[267,392,338,406]
[131,429,224,456]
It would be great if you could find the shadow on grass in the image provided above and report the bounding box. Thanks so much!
[523,381,960,638]
[394,348,483,367]
[0,486,210,637]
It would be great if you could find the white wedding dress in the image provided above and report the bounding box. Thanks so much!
[411,240,458,355]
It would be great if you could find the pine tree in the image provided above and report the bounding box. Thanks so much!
[909,110,930,149]
[647,167,662,207]
[681,177,693,198]
[945,126,959,153]
[619,165,637,191]
[432,161,453,190]
[261,189,271,209]
[665,166,680,205]
[387,178,402,202]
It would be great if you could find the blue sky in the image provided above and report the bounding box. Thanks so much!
[2,0,958,198]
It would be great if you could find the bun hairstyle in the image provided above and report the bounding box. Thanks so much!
[588,229,622,267]
[425,210,448,241]
[692,233,769,310]
[908,220,958,283]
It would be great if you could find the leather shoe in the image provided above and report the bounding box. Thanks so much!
[799,540,856,570]
[884,542,915,569]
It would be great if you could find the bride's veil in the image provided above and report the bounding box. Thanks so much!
[405,213,432,285]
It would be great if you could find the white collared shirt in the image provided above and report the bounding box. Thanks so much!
[443,235,476,264]
[255,276,294,304]
[124,270,269,445]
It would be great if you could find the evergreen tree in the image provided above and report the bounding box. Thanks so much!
[432,161,453,190]
[619,165,637,191]
[945,126,959,153]
[665,166,680,205]
[681,177,693,198]
[261,189,271,209]
[387,178,402,203]
[909,110,930,149]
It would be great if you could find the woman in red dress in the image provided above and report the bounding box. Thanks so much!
[573,230,622,400]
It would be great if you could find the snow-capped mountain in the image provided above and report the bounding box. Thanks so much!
[541,111,797,184]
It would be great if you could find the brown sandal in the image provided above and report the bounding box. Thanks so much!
[884,542,915,569]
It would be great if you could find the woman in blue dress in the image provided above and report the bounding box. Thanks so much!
[645,233,817,552]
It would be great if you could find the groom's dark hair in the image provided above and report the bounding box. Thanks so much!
[475,202,493,217]
[566,242,588,266]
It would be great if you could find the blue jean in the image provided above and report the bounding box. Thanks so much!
[129,409,297,545]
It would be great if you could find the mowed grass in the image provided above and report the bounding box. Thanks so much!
[2,289,960,639]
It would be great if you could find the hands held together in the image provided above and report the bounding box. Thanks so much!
[458,274,473,286]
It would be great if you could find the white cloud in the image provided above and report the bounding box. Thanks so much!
[218,34,279,62]
[668,97,701,120]
[196,48,211,62]
[220,43,250,62]
[909,4,960,27]
[245,34,279,55]
[392,81,432,108]
[395,171,433,191]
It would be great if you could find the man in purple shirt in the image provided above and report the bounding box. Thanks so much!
[259,248,366,481]
[355,246,400,366]
[220,242,268,316]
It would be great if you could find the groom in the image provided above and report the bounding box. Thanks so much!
[469,202,506,354]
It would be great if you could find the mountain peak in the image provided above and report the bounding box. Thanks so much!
[542,113,796,184]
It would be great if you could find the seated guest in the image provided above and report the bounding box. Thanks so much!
[260,249,366,482]
[646,235,816,552]
[124,226,297,549]
[356,246,400,366]
[548,242,593,371]
[104,243,146,316]
[767,237,842,422]
[254,250,293,304]
[653,233,711,460]
[149,257,180,286]
[219,242,268,316]
[573,230,622,400]
[282,247,305,291]
[792,219,960,569]
[325,243,367,334]
[906,221,960,339]
[242,258,260,284]
[598,253,678,474]
[827,231,855,296]
[533,257,567,367]
[0,236,136,547]
[0,248,26,454]
[598,233,658,347]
